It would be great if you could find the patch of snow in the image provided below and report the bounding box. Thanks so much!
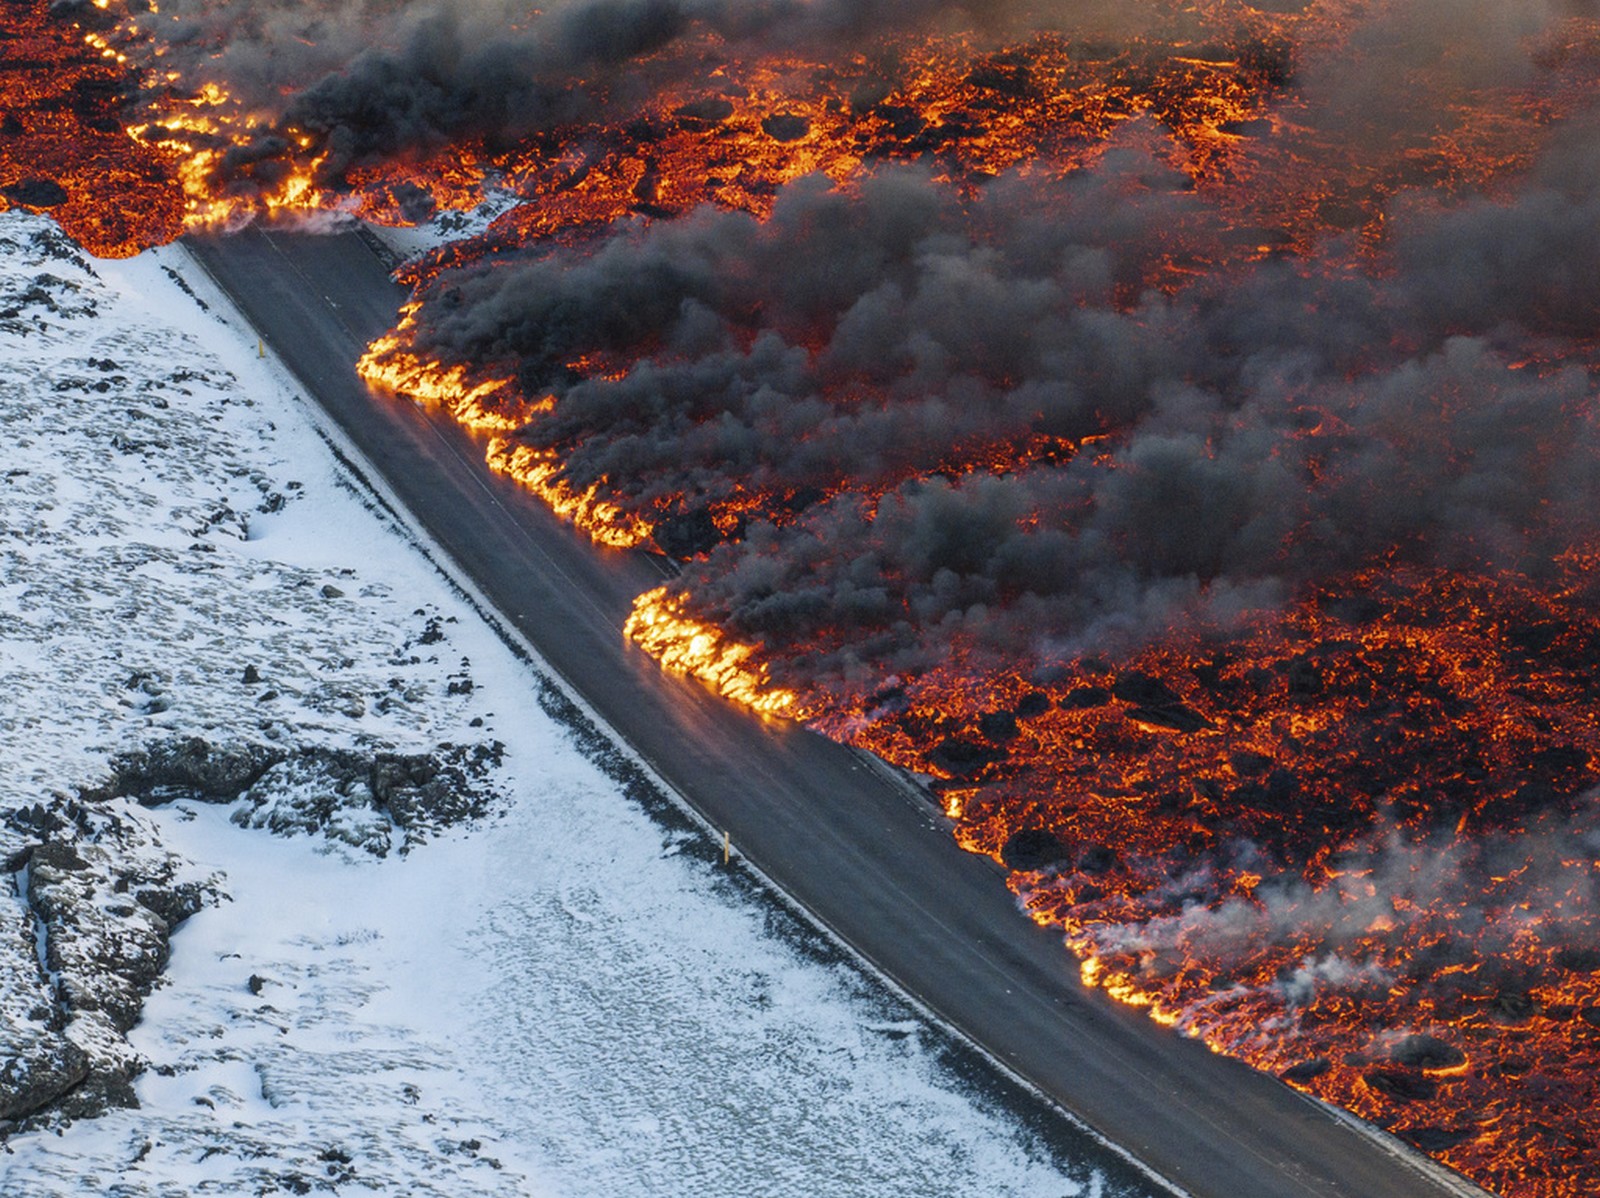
[0,211,1154,1197]
[364,188,527,264]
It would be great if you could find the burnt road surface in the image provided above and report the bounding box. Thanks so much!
[187,226,1487,1198]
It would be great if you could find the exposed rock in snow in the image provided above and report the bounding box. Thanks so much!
[0,796,216,1131]
[0,210,1150,1197]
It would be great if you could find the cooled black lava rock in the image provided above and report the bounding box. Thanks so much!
[761,113,810,142]
[965,65,1032,96]
[1013,692,1051,719]
[1504,618,1562,655]
[1229,750,1273,777]
[929,736,1007,779]
[1060,685,1112,709]
[864,684,908,716]
[1556,946,1600,973]
[1363,1068,1437,1103]
[1280,1056,1331,1083]
[1496,1054,1533,1078]
[874,105,926,139]
[1111,672,1181,708]
[1320,593,1387,624]
[1000,828,1072,872]
[1402,1127,1473,1152]
[1078,844,1119,875]
[386,180,437,225]
[2,180,69,208]
[1285,653,1322,696]
[977,711,1020,743]
[1126,703,1211,733]
[1219,118,1274,138]
[1489,989,1538,1023]
[1387,1034,1466,1071]
[674,97,735,127]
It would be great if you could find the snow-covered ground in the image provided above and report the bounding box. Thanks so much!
[0,209,1157,1196]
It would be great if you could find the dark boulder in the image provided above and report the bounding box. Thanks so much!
[1000,828,1071,872]
[135,880,207,928]
[1555,946,1600,973]
[3,179,69,208]
[1061,685,1112,709]
[1112,672,1181,708]
[1363,1068,1436,1103]
[1280,1057,1330,1083]
[761,113,811,142]
[1387,1034,1466,1071]
[1013,692,1051,719]
[94,737,284,803]
[1126,704,1211,733]
[929,736,1007,779]
[0,1040,92,1123]
[674,97,735,127]
[977,711,1020,743]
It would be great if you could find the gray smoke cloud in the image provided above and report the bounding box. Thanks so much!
[1038,802,1600,1046]
[400,126,1600,688]
[123,0,1143,193]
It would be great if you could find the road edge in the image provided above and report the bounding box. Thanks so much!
[175,234,1196,1198]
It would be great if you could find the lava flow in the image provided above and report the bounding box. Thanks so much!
[13,0,1600,1195]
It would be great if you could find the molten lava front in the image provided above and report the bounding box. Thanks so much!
[14,0,1600,1194]
[845,567,1600,1195]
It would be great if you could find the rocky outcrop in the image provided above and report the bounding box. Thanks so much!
[0,796,216,1134]
[84,735,504,856]
[1,734,504,1136]
[86,737,283,803]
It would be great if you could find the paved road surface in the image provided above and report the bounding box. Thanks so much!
[186,226,1490,1198]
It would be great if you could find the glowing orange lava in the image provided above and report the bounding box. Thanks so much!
[12,0,1600,1193]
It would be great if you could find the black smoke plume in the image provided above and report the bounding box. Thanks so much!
[127,0,1132,195]
[399,137,1600,688]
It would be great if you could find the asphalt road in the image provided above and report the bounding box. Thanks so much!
[185,225,1490,1198]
